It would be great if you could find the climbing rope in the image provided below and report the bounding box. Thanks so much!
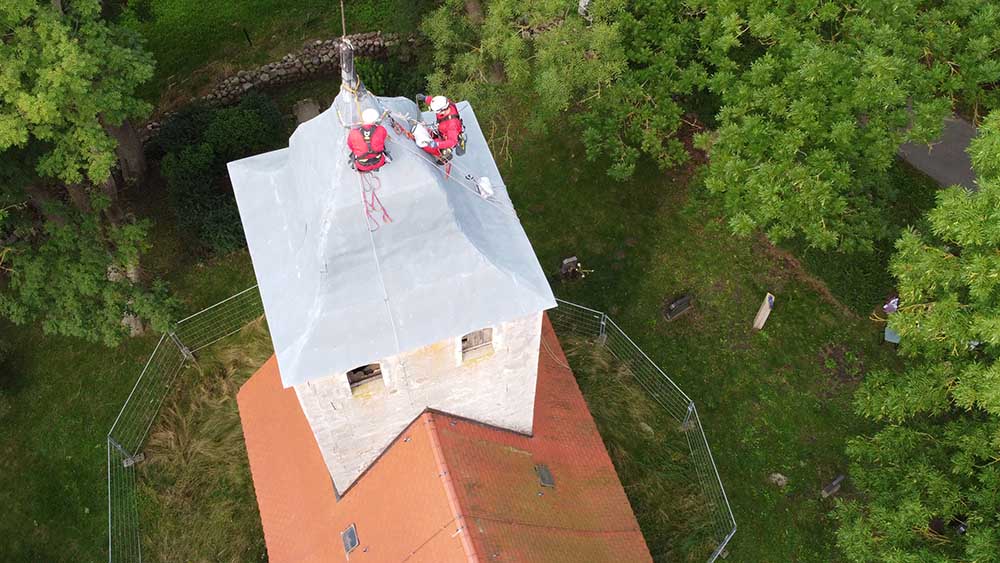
[382,117,519,218]
[358,171,392,231]
[355,166,416,407]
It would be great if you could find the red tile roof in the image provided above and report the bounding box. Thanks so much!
[238,315,652,562]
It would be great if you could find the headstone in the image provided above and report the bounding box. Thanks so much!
[293,98,321,125]
[663,294,692,321]
[753,292,776,330]
[821,474,846,498]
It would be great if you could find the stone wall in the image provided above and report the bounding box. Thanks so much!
[202,31,401,106]
[144,31,405,138]
[294,312,544,493]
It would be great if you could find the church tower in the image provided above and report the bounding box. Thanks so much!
[228,43,555,493]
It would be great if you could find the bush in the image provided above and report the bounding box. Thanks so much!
[159,94,285,255]
[204,94,284,163]
[148,104,215,158]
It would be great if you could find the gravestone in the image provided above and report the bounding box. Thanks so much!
[663,294,692,321]
[293,98,321,125]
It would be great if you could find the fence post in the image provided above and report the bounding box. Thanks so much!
[597,313,608,345]
[168,331,194,362]
[107,435,145,467]
[681,401,695,432]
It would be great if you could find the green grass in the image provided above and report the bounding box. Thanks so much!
[133,0,435,104]
[564,337,718,562]
[783,161,940,315]
[502,137,902,561]
[137,318,273,563]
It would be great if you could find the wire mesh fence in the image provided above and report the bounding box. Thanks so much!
[550,298,737,563]
[106,286,266,562]
[172,286,265,353]
[107,288,733,562]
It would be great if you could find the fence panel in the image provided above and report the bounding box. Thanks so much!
[107,439,142,563]
[107,289,733,562]
[107,286,264,562]
[172,286,264,353]
[549,299,736,562]
[108,334,188,457]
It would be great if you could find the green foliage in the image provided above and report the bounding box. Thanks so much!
[356,53,430,98]
[836,112,1000,561]
[696,0,1000,251]
[787,162,940,314]
[159,94,284,254]
[0,204,176,346]
[0,0,153,184]
[577,0,705,179]
[423,0,631,148]
[425,1,997,250]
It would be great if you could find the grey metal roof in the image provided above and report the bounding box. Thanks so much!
[228,88,555,387]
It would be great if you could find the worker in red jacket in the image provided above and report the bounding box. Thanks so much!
[348,108,388,172]
[415,94,465,163]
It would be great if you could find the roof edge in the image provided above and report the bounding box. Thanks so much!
[425,413,480,563]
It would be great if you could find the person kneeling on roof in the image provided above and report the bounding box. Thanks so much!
[415,94,466,164]
[348,108,389,173]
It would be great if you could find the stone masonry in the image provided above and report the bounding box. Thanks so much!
[144,31,406,138]
[294,312,544,493]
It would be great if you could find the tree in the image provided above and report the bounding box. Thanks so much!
[422,0,704,177]
[694,1,1000,251]
[835,112,1000,561]
[422,1,627,152]
[0,0,153,187]
[0,1,172,344]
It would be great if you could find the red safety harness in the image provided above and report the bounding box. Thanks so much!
[354,125,384,166]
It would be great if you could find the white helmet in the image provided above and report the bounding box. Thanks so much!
[361,108,380,125]
[429,96,449,112]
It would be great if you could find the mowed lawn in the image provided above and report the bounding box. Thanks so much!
[133,0,434,104]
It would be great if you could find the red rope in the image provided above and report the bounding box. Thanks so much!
[359,172,392,231]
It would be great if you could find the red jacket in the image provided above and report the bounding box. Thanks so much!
[423,96,463,150]
[347,124,388,172]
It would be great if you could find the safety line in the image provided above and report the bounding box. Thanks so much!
[386,129,519,218]
[355,172,415,406]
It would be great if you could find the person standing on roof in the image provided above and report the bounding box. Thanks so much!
[348,108,389,173]
[415,93,466,163]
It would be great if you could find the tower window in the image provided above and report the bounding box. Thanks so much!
[346,364,382,387]
[461,328,493,361]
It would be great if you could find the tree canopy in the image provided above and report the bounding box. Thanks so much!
[425,0,1000,251]
[0,1,170,345]
[696,0,1000,251]
[1,0,153,185]
[835,112,1000,561]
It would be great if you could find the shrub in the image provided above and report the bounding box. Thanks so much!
[204,94,284,163]
[162,143,245,254]
[159,94,285,255]
[148,104,215,158]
